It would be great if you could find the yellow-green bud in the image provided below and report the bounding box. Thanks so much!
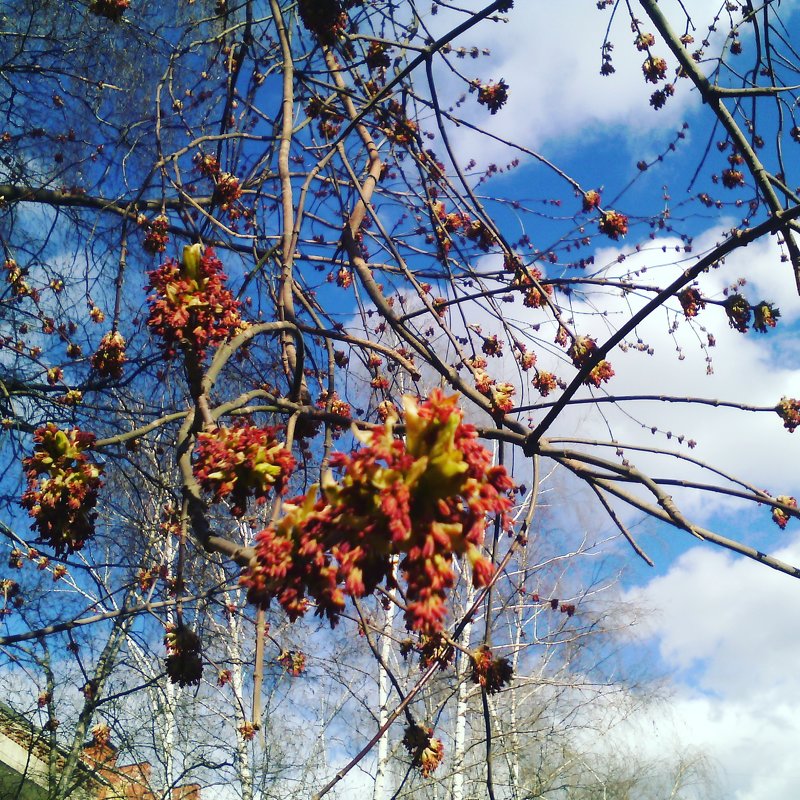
[182,243,203,279]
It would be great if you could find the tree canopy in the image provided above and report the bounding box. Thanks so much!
[1,0,799,797]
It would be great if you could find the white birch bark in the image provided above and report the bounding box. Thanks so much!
[451,580,475,800]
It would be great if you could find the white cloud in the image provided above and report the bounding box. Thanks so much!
[427,1,713,164]
[428,1,800,168]
[621,535,800,799]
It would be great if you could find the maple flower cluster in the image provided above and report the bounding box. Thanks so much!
[90,331,126,378]
[582,189,602,212]
[533,371,558,397]
[193,424,295,517]
[142,214,170,254]
[721,168,745,189]
[4,258,34,298]
[678,287,706,318]
[777,397,800,432]
[567,336,614,387]
[297,0,357,43]
[505,256,553,308]
[242,391,514,634]
[724,293,751,332]
[89,0,129,22]
[317,390,352,435]
[403,724,445,777]
[642,56,668,83]
[20,425,103,555]
[1,579,22,617]
[475,79,510,114]
[277,649,307,676]
[212,172,242,213]
[382,99,419,145]
[772,496,798,530]
[598,210,629,239]
[753,301,780,333]
[164,625,203,686]
[470,644,514,694]
[193,152,220,178]
[146,245,242,359]
[365,41,391,72]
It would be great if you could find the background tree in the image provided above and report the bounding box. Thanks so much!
[1,0,799,797]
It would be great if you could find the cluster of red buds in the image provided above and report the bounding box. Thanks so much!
[772,496,797,530]
[193,424,295,517]
[365,41,391,72]
[335,267,353,288]
[491,382,516,413]
[400,632,455,668]
[472,362,514,412]
[317,390,352,435]
[721,168,745,189]
[600,41,615,75]
[475,79,510,114]
[777,397,800,432]
[723,293,751,332]
[89,0,129,22]
[164,624,203,686]
[4,258,36,299]
[433,201,470,234]
[146,245,242,359]
[598,210,629,239]
[753,301,780,333]
[306,96,345,139]
[136,565,165,592]
[481,334,503,358]
[1,579,22,616]
[20,425,103,555]
[212,172,242,213]
[193,152,220,178]
[678,287,706,318]
[217,669,232,687]
[532,371,558,397]
[642,56,668,83]
[277,649,307,676]
[567,336,614,387]
[402,724,445,777]
[142,214,170,255]
[297,0,349,43]
[464,218,497,251]
[90,331,126,378]
[382,100,418,145]
[241,391,514,634]
[376,400,397,423]
[582,190,602,212]
[649,83,675,110]
[89,306,105,323]
[238,722,259,741]
[512,264,553,308]
[574,339,606,372]
[585,360,615,387]
[470,644,514,694]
